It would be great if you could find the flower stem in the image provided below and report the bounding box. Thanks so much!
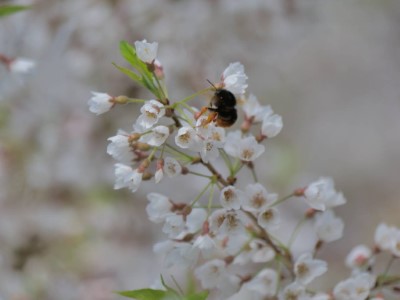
[190,181,212,207]
[271,193,295,207]
[176,87,212,104]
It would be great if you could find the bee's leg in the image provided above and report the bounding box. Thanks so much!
[200,111,218,127]
[194,106,209,120]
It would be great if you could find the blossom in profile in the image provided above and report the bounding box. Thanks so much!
[146,193,173,223]
[134,39,158,63]
[139,125,170,146]
[304,177,346,211]
[220,62,248,95]
[374,223,398,251]
[88,92,114,115]
[314,210,344,243]
[242,94,272,122]
[107,131,131,162]
[345,244,373,269]
[113,163,142,192]
[261,113,283,138]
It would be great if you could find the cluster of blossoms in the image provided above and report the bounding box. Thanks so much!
[89,40,400,300]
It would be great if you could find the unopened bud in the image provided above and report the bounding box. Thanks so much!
[135,142,151,151]
[294,187,305,197]
[142,171,153,180]
[114,95,129,104]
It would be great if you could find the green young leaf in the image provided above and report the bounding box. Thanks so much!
[184,291,209,300]
[117,289,168,300]
[0,5,30,18]
[112,63,141,83]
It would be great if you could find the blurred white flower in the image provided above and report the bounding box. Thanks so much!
[221,62,248,95]
[243,183,277,213]
[243,268,278,297]
[279,282,307,300]
[261,113,283,138]
[257,207,280,231]
[234,239,275,265]
[113,163,134,189]
[304,177,346,211]
[374,223,398,251]
[333,272,373,300]
[136,100,165,129]
[107,131,131,162]
[345,244,373,269]
[224,134,265,162]
[139,125,169,146]
[146,193,173,223]
[314,210,344,243]
[88,92,113,115]
[242,94,272,122]
[134,39,158,63]
[193,234,217,258]
[209,209,247,237]
[9,57,36,74]
[195,259,227,289]
[219,186,245,210]
[294,253,328,285]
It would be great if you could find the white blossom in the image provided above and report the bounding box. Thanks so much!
[195,259,227,289]
[345,245,373,269]
[261,113,283,138]
[333,273,373,300]
[113,163,133,189]
[164,157,182,178]
[243,183,277,213]
[294,253,328,285]
[219,186,245,210]
[234,239,275,265]
[146,193,173,223]
[163,208,207,239]
[224,134,265,162]
[314,210,344,243]
[374,223,398,251]
[193,234,218,258]
[134,39,158,63]
[279,282,307,300]
[139,125,169,146]
[391,230,400,257]
[175,127,200,149]
[154,167,163,183]
[257,207,280,231]
[304,177,346,211]
[221,62,248,95]
[9,57,36,74]
[154,240,199,268]
[244,268,278,297]
[107,131,131,162]
[209,209,247,237]
[200,140,220,163]
[88,92,113,115]
[242,94,273,122]
[136,100,165,129]
[311,294,331,300]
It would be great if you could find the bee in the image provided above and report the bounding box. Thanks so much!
[197,80,238,127]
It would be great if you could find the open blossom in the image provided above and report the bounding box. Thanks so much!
[175,126,200,149]
[154,240,199,268]
[195,259,227,289]
[261,113,283,138]
[242,94,273,122]
[219,186,245,210]
[163,209,207,239]
[163,157,182,178]
[113,163,142,192]
[345,245,373,269]
[221,62,248,95]
[209,209,247,237]
[88,92,114,115]
[279,282,307,300]
[8,57,36,74]
[243,268,278,297]
[107,131,131,162]
[243,183,277,212]
[314,210,344,243]
[193,234,218,258]
[139,125,169,146]
[304,177,346,211]
[134,39,158,63]
[333,273,373,300]
[224,132,265,162]
[136,100,165,128]
[294,253,328,285]
[146,193,173,223]
[258,207,280,231]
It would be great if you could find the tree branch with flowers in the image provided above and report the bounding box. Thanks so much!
[88,40,400,300]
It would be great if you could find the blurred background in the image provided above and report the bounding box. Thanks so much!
[1,0,400,299]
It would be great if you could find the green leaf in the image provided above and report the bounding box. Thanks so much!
[112,63,141,82]
[184,291,209,300]
[117,289,168,300]
[0,5,30,18]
